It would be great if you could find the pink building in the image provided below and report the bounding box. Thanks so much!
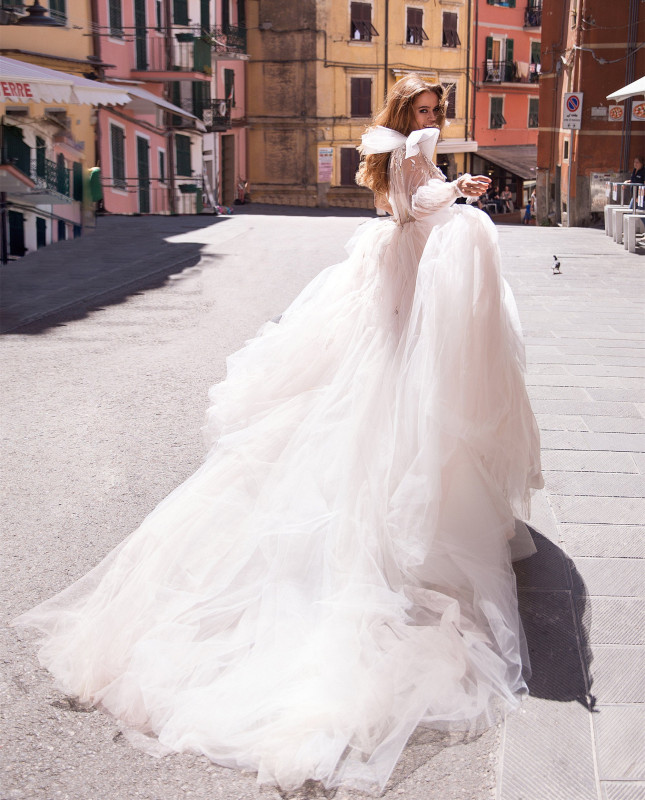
[470,0,541,208]
[95,0,247,214]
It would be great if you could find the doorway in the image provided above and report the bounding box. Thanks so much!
[220,134,235,207]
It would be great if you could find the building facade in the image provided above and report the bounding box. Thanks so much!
[245,0,474,208]
[537,0,645,226]
[469,0,541,211]
[95,0,248,214]
[0,0,112,256]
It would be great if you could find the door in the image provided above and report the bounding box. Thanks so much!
[220,134,235,207]
[134,0,147,71]
[8,210,25,256]
[36,217,47,248]
[137,136,151,214]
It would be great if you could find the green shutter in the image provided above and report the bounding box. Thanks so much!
[508,0,516,7]
[200,0,210,30]
[173,0,189,25]
[36,217,47,249]
[137,136,150,213]
[505,38,514,81]
[35,136,46,178]
[175,134,192,176]
[109,0,123,37]
[224,68,235,106]
[73,162,83,201]
[49,0,66,22]
[485,36,493,60]
[193,37,211,72]
[111,125,126,188]
[56,153,69,195]
[192,80,210,118]
[2,124,30,176]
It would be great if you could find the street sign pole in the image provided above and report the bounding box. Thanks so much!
[563,93,583,226]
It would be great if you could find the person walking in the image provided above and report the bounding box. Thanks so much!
[14,75,543,794]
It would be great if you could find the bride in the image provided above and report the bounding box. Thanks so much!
[14,75,543,793]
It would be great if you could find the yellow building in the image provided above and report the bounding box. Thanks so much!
[246,0,474,208]
[0,0,107,254]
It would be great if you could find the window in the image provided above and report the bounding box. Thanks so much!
[57,220,66,241]
[49,0,66,23]
[563,139,569,160]
[445,85,456,119]
[156,0,162,29]
[442,13,460,47]
[224,68,235,107]
[406,8,428,45]
[200,0,210,30]
[36,217,47,249]
[350,77,372,117]
[350,2,378,42]
[110,124,126,189]
[173,0,189,25]
[528,97,539,128]
[175,133,192,176]
[56,153,69,195]
[486,0,516,6]
[159,149,166,183]
[35,135,46,178]
[340,148,360,186]
[490,97,506,129]
[109,0,123,37]
[73,162,83,201]
[485,36,514,82]
[8,210,25,256]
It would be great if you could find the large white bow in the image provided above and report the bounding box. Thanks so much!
[360,126,440,160]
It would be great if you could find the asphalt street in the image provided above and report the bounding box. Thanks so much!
[1,208,643,800]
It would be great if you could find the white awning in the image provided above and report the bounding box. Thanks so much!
[0,56,132,106]
[123,85,207,132]
[607,75,645,103]
[437,138,479,154]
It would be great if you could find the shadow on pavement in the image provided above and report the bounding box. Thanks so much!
[234,203,378,218]
[0,215,229,335]
[515,528,593,709]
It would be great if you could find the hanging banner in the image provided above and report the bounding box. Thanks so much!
[317,147,333,183]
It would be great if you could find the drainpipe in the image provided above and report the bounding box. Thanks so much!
[164,0,176,214]
[383,0,389,101]
[465,0,472,172]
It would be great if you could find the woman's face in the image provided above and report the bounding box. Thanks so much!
[411,91,440,131]
[635,158,643,170]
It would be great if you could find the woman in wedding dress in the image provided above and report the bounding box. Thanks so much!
[14,75,543,793]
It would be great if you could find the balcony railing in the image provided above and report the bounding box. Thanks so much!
[202,99,232,132]
[482,60,540,84]
[131,30,212,74]
[206,25,247,54]
[32,157,70,197]
[1,146,72,201]
[524,3,542,27]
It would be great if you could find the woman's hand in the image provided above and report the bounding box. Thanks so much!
[456,174,492,198]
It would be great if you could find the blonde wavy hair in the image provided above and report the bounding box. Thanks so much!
[356,75,447,199]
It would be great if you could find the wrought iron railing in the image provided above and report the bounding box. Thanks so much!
[482,59,536,84]
[206,25,247,54]
[32,157,70,196]
[524,3,542,27]
[202,99,232,132]
[131,30,212,74]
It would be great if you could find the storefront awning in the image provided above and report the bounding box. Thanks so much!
[607,75,645,103]
[436,138,479,154]
[123,85,207,132]
[0,56,132,106]
[475,145,537,180]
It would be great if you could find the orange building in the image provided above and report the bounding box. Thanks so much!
[470,0,541,210]
[537,0,645,226]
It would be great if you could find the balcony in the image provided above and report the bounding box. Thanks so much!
[524,3,542,28]
[205,25,247,56]
[0,153,72,204]
[202,99,232,132]
[482,60,540,85]
[130,29,212,81]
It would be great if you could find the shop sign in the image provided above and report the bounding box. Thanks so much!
[318,147,333,183]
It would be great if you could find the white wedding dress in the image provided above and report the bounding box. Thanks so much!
[15,127,543,793]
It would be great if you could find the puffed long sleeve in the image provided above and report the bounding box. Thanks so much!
[411,179,465,218]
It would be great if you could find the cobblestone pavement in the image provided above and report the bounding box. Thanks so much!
[1,209,643,800]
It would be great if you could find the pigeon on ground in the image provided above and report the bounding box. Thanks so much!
[552,255,561,274]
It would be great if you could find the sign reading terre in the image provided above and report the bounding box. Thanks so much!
[1,81,34,99]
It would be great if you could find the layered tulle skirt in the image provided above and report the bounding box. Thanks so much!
[14,205,543,792]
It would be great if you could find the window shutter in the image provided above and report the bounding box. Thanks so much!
[56,153,69,195]
[508,0,516,7]
[446,85,456,119]
[442,13,460,47]
[73,162,83,201]
[224,68,235,106]
[200,0,210,31]
[351,2,375,41]
[35,136,46,178]
[159,150,166,183]
[351,77,372,117]
[173,0,189,25]
[49,0,66,23]
[504,38,514,81]
[505,38,514,63]
[340,148,360,186]
[111,125,126,188]
[109,0,123,37]
[485,36,493,60]
[175,134,192,176]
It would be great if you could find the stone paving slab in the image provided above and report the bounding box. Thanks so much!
[594,706,645,781]
[559,525,645,558]
[542,470,645,496]
[602,782,645,800]
[576,597,645,645]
